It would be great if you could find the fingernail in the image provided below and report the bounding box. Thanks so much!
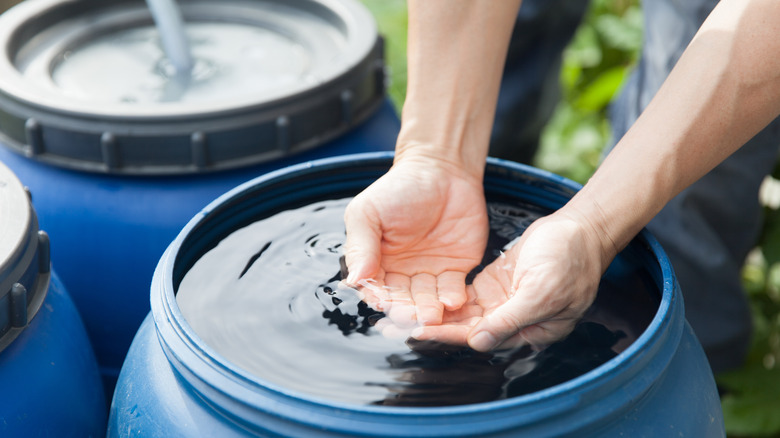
[410,327,424,338]
[470,331,498,352]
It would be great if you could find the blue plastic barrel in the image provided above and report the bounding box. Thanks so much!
[0,160,106,437]
[0,0,399,395]
[109,153,725,437]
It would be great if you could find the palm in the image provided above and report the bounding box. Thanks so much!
[343,159,489,326]
[410,214,604,350]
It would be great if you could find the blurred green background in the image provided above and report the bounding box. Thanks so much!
[361,0,780,436]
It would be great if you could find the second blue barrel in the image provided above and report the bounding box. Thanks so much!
[0,160,106,437]
[109,153,724,437]
[0,0,399,395]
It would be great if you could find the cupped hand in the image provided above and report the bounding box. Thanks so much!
[343,154,489,327]
[410,211,609,351]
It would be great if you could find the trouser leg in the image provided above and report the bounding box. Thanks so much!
[490,0,589,163]
[609,0,780,373]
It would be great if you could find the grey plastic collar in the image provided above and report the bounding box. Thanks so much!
[0,161,50,352]
[0,0,386,175]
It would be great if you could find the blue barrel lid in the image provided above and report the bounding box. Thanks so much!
[0,160,50,351]
[0,0,385,175]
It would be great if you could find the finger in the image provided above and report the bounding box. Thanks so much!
[410,273,443,325]
[354,277,388,311]
[438,285,483,323]
[436,271,468,311]
[466,295,537,352]
[343,199,382,285]
[384,273,417,328]
[440,302,483,324]
[470,267,508,308]
[466,293,578,352]
[410,323,473,346]
[375,317,415,340]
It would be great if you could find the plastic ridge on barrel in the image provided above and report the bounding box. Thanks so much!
[341,90,354,126]
[10,283,28,327]
[100,132,119,170]
[37,230,50,274]
[276,116,291,154]
[23,117,43,156]
[190,131,208,169]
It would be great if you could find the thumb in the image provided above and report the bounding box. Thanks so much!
[343,201,382,285]
[467,293,578,352]
[466,299,530,352]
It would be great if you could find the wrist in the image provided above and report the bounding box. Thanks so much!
[394,139,486,183]
[555,200,622,274]
[394,100,490,181]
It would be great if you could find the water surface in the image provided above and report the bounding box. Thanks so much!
[177,198,659,406]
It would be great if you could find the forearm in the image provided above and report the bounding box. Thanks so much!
[396,0,523,179]
[564,0,780,265]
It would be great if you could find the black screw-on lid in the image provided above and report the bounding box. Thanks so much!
[0,161,50,352]
[0,0,386,174]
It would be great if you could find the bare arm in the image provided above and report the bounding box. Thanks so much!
[566,0,780,266]
[342,1,522,326]
[396,0,523,178]
[462,0,780,351]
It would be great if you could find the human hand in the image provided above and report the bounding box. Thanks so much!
[343,154,489,327]
[410,211,610,351]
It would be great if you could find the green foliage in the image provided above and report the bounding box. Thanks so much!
[359,0,407,112]
[721,210,780,437]
[718,297,780,437]
[536,0,642,183]
[535,104,608,184]
[719,363,780,437]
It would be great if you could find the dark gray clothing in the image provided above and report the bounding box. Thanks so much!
[492,0,779,373]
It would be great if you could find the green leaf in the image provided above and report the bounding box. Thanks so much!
[761,208,780,266]
[537,103,606,183]
[742,250,767,297]
[718,361,780,437]
[574,66,628,112]
[594,8,643,53]
[564,24,602,70]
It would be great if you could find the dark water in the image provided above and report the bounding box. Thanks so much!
[176,198,659,406]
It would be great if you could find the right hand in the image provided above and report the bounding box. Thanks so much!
[410,210,611,351]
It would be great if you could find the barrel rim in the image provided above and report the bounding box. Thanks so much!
[151,152,684,436]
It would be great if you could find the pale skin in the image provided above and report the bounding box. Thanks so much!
[344,0,780,352]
